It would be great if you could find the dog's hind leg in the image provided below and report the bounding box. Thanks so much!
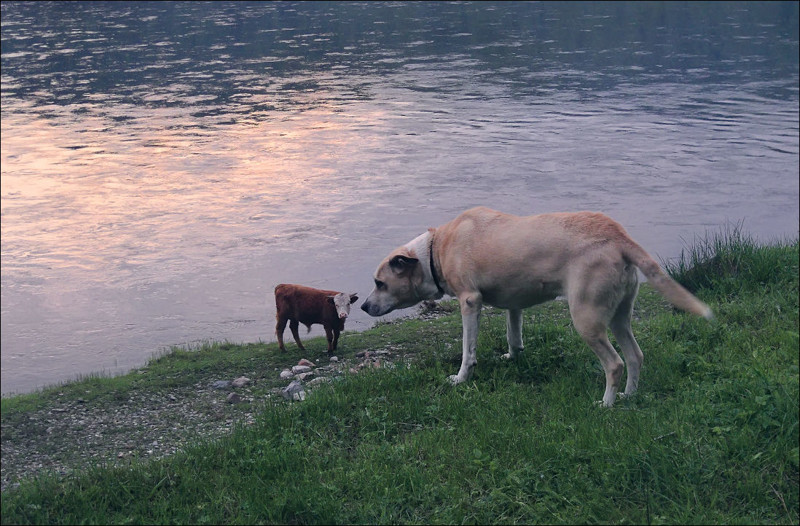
[610,282,643,398]
[503,308,524,359]
[569,301,623,407]
[449,292,483,385]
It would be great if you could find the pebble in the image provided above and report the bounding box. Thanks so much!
[281,381,306,401]
[220,345,399,406]
[231,376,250,388]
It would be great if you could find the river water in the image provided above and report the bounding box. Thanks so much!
[2,1,798,395]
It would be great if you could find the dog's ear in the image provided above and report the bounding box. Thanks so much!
[389,255,419,275]
[349,294,359,304]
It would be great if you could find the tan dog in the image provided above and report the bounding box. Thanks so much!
[361,206,712,407]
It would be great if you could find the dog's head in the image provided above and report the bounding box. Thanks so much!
[361,246,429,317]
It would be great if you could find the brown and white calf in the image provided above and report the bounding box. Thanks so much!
[274,283,359,354]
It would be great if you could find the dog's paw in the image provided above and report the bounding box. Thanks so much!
[448,374,464,385]
[595,399,615,408]
[501,352,513,360]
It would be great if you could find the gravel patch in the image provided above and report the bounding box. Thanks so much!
[1,302,456,493]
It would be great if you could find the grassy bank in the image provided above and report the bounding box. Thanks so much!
[2,229,798,524]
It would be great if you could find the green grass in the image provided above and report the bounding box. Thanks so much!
[662,221,797,296]
[2,230,798,525]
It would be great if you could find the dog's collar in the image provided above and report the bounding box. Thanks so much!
[429,233,445,296]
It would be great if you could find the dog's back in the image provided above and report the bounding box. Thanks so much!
[435,207,712,319]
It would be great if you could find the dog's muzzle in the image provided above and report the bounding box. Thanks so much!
[361,299,390,317]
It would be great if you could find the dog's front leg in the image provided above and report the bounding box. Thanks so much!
[449,293,482,385]
[503,309,524,360]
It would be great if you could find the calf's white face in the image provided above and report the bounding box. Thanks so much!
[329,292,358,319]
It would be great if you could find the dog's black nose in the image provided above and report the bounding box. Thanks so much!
[360,302,369,313]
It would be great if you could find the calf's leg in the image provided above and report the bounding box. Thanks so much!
[324,324,335,353]
[331,327,341,353]
[276,314,288,352]
[289,320,306,351]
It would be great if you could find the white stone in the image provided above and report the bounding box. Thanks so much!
[232,376,250,388]
[281,381,306,401]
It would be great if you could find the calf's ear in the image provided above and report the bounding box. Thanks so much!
[327,295,336,304]
[349,294,359,304]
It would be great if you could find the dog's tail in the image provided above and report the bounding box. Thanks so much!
[622,240,714,320]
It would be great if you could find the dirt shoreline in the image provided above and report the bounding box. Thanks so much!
[1,303,453,493]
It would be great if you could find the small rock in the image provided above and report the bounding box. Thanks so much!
[374,350,391,356]
[292,365,312,374]
[307,376,331,386]
[279,369,294,379]
[355,350,371,358]
[281,381,306,401]
[231,376,250,388]
[297,371,315,381]
[298,358,315,367]
[226,393,242,404]
[329,356,339,362]
[211,380,231,390]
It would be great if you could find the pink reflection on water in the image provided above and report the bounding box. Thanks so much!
[1,100,393,393]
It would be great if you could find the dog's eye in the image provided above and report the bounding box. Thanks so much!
[375,280,386,291]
